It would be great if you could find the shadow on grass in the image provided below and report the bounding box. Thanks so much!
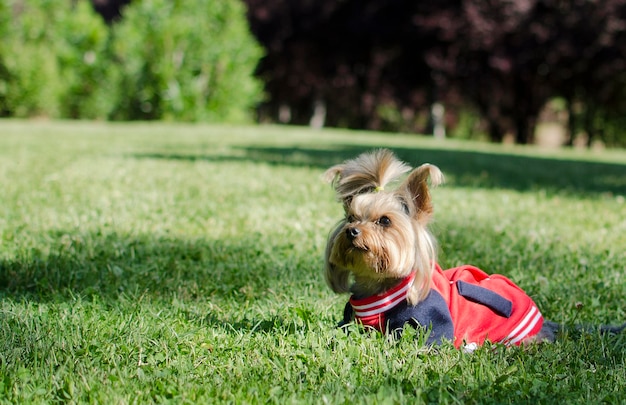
[2,226,624,341]
[130,145,626,197]
[0,230,323,336]
[0,231,312,305]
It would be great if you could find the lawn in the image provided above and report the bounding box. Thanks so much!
[1,120,625,404]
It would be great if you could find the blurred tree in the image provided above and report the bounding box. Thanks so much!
[418,0,552,143]
[244,0,626,145]
[0,0,262,122]
[434,0,626,145]
[245,1,437,133]
[91,0,626,145]
[536,0,626,147]
[0,1,10,116]
[107,0,264,122]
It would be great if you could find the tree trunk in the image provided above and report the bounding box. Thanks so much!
[566,98,576,147]
[515,115,536,144]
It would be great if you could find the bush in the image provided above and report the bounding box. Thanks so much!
[0,2,10,116]
[0,0,263,122]
[55,1,112,119]
[108,0,263,122]
[0,0,66,117]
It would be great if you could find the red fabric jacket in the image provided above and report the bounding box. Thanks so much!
[345,264,544,348]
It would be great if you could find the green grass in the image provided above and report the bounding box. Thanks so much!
[1,120,625,404]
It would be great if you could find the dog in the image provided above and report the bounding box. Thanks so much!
[324,149,623,349]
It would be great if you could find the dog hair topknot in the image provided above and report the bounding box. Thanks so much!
[324,149,411,201]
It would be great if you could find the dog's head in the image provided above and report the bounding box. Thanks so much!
[324,149,443,304]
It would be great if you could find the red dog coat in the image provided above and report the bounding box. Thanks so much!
[345,264,544,348]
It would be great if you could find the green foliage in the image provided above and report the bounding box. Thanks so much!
[0,2,10,115]
[1,121,625,403]
[1,0,63,117]
[56,1,112,119]
[109,0,263,122]
[0,0,263,122]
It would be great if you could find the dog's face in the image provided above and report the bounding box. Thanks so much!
[327,192,417,282]
[324,150,443,304]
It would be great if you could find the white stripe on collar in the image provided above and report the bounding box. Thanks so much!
[350,272,416,317]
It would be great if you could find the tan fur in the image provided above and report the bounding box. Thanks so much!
[324,149,411,210]
[324,149,443,304]
[405,164,445,225]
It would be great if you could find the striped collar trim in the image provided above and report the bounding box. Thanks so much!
[350,272,416,318]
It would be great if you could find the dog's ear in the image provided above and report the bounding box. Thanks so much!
[402,164,444,224]
[325,262,351,294]
[323,164,344,185]
[323,164,350,208]
[324,225,351,294]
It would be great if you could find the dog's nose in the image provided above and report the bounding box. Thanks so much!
[346,227,361,240]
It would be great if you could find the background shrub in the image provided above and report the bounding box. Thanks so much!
[0,0,263,122]
[1,0,67,118]
[55,0,112,119]
[108,0,263,122]
[0,2,10,116]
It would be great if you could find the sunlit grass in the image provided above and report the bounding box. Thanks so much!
[1,120,625,403]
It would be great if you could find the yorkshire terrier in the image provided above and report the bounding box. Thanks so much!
[324,149,624,349]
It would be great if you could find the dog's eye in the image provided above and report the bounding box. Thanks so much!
[377,216,391,227]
